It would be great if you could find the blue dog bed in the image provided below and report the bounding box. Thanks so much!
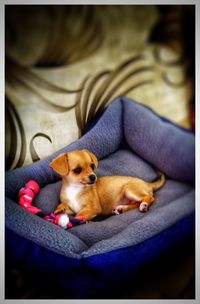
[5,97,195,298]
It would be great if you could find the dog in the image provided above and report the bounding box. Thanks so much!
[49,149,165,221]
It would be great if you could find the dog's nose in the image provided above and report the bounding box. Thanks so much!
[89,174,96,183]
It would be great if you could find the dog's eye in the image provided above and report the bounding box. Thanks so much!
[91,163,95,170]
[73,167,82,174]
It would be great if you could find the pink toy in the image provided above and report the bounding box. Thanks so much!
[18,180,42,215]
[18,180,86,229]
[44,213,73,229]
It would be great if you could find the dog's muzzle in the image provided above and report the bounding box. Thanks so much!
[88,174,97,184]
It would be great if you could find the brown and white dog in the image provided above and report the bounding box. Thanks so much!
[49,149,165,221]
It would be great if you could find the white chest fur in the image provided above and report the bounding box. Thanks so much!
[64,185,83,213]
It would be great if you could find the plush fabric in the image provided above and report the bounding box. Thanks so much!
[5,96,195,298]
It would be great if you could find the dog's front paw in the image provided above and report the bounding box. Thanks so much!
[139,202,149,212]
[112,206,124,215]
[54,208,65,215]
[54,203,69,215]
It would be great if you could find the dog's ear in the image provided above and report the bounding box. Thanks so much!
[83,149,98,168]
[49,153,69,176]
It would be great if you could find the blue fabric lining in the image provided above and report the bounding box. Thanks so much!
[6,212,194,298]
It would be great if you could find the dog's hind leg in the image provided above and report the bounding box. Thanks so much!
[139,195,155,212]
[112,202,140,214]
[126,186,155,213]
[113,186,155,214]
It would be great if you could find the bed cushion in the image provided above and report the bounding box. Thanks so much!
[5,96,195,298]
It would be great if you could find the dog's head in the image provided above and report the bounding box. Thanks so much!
[49,149,98,185]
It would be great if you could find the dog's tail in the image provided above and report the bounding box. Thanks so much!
[151,171,165,191]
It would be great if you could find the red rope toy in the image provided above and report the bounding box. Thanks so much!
[18,180,86,229]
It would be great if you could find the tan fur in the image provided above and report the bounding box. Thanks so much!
[49,149,165,221]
